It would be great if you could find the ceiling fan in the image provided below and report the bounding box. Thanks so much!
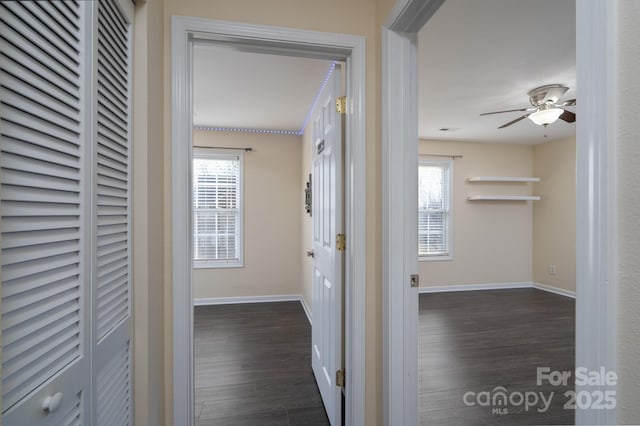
[481,84,576,129]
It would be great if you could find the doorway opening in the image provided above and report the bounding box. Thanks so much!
[171,17,366,426]
[382,0,617,425]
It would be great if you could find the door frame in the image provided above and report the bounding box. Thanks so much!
[171,16,367,426]
[381,0,618,425]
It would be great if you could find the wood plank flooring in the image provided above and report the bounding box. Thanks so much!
[420,288,576,425]
[194,302,330,426]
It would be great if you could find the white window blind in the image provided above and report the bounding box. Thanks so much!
[418,158,452,259]
[193,149,243,267]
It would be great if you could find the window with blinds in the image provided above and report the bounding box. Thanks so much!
[418,157,453,260]
[192,149,243,268]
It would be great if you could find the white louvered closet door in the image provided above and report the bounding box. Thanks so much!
[0,0,134,425]
[1,1,90,424]
[92,0,133,425]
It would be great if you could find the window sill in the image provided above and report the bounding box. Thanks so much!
[419,255,452,262]
[193,261,244,269]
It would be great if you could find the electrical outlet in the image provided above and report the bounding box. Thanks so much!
[548,264,557,275]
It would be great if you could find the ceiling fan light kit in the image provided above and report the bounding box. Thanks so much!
[481,84,576,129]
[528,105,564,126]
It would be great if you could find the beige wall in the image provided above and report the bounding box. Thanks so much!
[301,125,314,314]
[532,136,576,292]
[162,1,380,423]
[192,131,303,299]
[419,140,534,286]
[617,0,640,422]
[133,0,165,425]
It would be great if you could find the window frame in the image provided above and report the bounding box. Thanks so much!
[192,147,244,269]
[418,156,453,262]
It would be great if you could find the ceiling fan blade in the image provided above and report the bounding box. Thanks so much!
[558,98,576,106]
[480,107,531,116]
[498,114,529,129]
[559,109,576,123]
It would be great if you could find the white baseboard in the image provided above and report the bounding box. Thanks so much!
[532,282,576,299]
[419,282,532,294]
[193,294,316,321]
[193,294,302,306]
[418,281,576,299]
[299,296,312,325]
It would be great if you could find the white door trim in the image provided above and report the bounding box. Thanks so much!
[171,16,367,426]
[381,0,618,424]
[575,1,618,424]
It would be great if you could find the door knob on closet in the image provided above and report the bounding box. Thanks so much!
[306,250,314,258]
[42,392,63,414]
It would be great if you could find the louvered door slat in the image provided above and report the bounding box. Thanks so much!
[2,239,78,265]
[0,38,79,100]
[1,108,81,146]
[99,2,127,47]
[98,136,128,162]
[1,0,88,421]
[60,393,83,426]
[4,322,79,378]
[98,183,127,199]
[97,239,127,257]
[3,339,79,408]
[97,86,128,121]
[2,202,79,217]
[1,120,80,157]
[2,169,79,194]
[2,250,79,282]
[93,0,132,423]
[19,1,78,49]
[7,2,79,65]
[97,344,130,425]
[2,89,80,133]
[98,247,128,270]
[2,58,80,112]
[1,4,79,78]
[97,163,126,182]
[1,150,80,180]
[97,149,127,173]
[2,276,78,318]
[96,67,128,110]
[2,265,78,298]
[2,73,80,124]
[50,0,80,25]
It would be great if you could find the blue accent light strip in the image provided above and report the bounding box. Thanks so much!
[298,61,337,134]
[193,126,302,135]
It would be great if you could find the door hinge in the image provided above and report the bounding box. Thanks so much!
[336,369,345,388]
[336,233,346,251]
[336,96,347,114]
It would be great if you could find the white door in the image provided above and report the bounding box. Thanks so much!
[0,1,91,423]
[311,64,343,425]
[0,0,133,424]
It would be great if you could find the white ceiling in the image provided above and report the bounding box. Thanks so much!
[192,0,576,144]
[418,0,576,144]
[193,43,333,133]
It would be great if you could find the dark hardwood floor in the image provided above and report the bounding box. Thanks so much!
[420,288,576,425]
[194,302,330,426]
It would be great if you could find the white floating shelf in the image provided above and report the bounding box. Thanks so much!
[468,195,541,201]
[468,176,540,182]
